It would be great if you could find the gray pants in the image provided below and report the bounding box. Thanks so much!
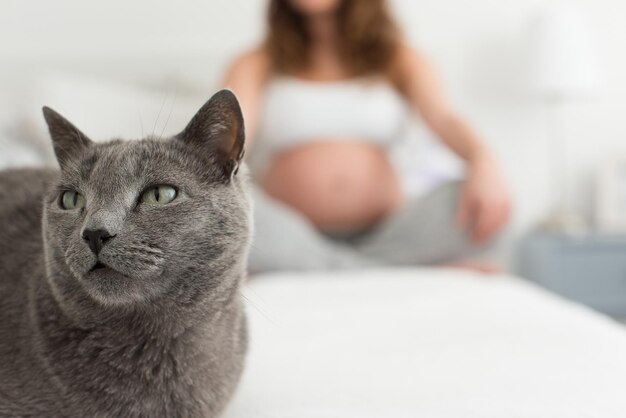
[248,181,490,273]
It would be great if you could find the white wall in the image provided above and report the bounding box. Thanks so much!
[0,0,265,58]
[1,0,625,243]
[393,0,626,228]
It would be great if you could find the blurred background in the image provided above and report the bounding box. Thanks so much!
[1,0,625,316]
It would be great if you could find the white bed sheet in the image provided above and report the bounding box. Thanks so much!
[225,268,626,418]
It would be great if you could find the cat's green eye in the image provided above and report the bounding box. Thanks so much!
[141,185,177,205]
[61,190,86,210]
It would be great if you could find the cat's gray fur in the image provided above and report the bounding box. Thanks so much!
[0,90,251,417]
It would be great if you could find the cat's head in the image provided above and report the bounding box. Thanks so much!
[41,90,251,309]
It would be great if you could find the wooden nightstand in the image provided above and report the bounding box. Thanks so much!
[518,233,626,318]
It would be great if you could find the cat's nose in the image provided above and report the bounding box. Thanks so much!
[82,228,115,255]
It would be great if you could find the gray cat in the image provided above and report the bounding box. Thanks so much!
[0,90,251,417]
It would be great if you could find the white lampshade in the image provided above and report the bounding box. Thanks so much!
[526,2,602,100]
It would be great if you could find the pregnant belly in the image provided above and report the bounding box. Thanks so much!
[261,140,405,233]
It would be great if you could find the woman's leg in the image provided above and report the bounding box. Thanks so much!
[248,185,382,273]
[354,181,498,266]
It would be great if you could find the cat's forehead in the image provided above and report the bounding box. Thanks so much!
[84,140,174,177]
[61,138,196,190]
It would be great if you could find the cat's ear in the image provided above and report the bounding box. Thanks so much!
[42,107,93,170]
[178,89,245,179]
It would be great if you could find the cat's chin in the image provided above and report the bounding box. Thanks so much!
[85,264,127,281]
[81,267,149,306]
[87,262,117,276]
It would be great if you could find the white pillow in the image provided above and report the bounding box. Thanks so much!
[13,73,209,166]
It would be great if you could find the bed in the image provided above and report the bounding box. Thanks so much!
[225,268,626,417]
[3,66,624,417]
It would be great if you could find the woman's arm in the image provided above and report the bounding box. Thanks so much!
[395,45,511,243]
[222,46,271,142]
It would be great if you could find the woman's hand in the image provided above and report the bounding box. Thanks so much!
[456,152,511,244]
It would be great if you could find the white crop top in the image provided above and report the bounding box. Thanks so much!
[250,76,410,175]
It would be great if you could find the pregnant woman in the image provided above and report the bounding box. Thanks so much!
[224,0,511,273]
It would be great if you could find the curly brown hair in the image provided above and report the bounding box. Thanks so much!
[266,0,401,78]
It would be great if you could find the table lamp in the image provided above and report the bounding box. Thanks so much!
[526,2,602,233]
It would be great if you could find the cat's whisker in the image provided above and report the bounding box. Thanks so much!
[159,88,178,140]
[151,93,168,138]
[138,109,144,139]
[241,287,276,325]
[124,245,164,255]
